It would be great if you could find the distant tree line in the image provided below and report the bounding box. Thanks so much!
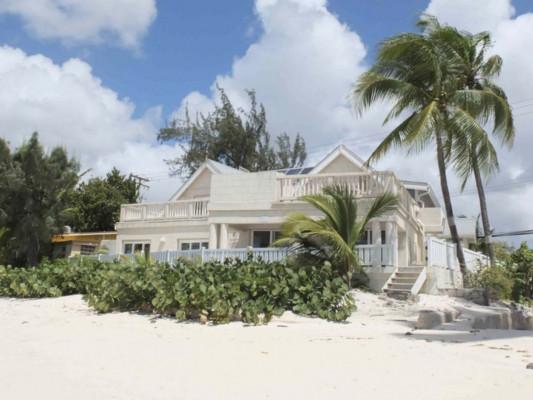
[0,134,141,266]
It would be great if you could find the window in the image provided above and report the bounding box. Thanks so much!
[357,230,372,245]
[123,242,151,257]
[179,241,209,251]
[252,230,280,248]
[80,244,96,256]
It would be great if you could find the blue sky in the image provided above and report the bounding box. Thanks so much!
[0,0,532,241]
[2,0,527,120]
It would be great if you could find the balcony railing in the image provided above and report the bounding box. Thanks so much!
[278,172,418,216]
[120,198,209,222]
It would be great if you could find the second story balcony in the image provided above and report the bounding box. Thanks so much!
[120,198,209,222]
[277,171,419,217]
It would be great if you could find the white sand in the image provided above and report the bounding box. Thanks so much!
[1,292,532,400]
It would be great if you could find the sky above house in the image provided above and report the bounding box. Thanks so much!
[0,0,532,244]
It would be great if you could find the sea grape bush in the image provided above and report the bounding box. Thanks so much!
[0,257,356,324]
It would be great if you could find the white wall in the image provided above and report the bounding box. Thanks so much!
[177,168,212,200]
[116,222,209,254]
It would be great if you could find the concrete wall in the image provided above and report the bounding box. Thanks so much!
[316,154,364,174]
[210,171,279,210]
[364,266,394,292]
[116,222,209,253]
[178,169,212,200]
[422,266,463,294]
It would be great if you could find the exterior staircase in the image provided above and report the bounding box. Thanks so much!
[384,266,426,300]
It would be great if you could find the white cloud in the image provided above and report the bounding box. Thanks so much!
[424,0,515,33]
[174,0,533,243]
[0,45,175,200]
[173,0,390,152]
[0,0,157,49]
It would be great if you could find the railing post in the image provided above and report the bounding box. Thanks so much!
[201,247,205,263]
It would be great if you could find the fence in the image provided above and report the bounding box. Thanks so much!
[426,236,489,271]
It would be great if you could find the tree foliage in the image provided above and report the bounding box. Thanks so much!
[65,168,141,232]
[0,133,79,266]
[158,87,307,176]
[276,184,398,286]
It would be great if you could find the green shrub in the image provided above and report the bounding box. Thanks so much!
[466,265,513,301]
[0,257,356,324]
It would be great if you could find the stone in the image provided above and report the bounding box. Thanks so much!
[415,310,445,329]
[527,363,533,370]
[511,309,533,330]
[462,288,489,306]
[472,308,512,330]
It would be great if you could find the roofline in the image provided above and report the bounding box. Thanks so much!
[309,144,369,174]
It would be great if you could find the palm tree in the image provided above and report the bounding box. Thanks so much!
[423,19,514,266]
[352,18,511,275]
[276,185,397,286]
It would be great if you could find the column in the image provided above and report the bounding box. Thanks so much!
[219,223,228,249]
[371,221,382,267]
[209,224,218,249]
[385,222,398,267]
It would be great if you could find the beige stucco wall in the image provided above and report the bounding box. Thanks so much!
[209,171,279,210]
[316,154,364,174]
[116,222,209,253]
[177,169,212,200]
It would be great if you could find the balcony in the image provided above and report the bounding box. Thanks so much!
[277,172,418,216]
[120,198,209,222]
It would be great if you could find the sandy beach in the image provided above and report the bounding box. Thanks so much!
[1,292,532,400]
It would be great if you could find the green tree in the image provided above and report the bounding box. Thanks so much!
[158,87,307,176]
[276,185,397,286]
[0,133,79,266]
[423,19,514,266]
[510,242,533,302]
[352,17,511,275]
[66,168,141,232]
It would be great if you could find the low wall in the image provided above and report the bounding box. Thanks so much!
[422,266,463,294]
[364,266,394,292]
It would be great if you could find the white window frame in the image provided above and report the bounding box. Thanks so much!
[123,241,151,255]
[251,230,281,248]
[178,240,209,251]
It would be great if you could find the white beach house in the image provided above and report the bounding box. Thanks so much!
[115,145,488,295]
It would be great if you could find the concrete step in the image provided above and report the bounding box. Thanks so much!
[397,267,424,273]
[391,277,417,284]
[387,283,414,290]
[395,272,420,279]
[384,287,412,293]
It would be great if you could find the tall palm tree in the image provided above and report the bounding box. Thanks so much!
[423,18,514,266]
[276,185,397,286]
[352,19,510,275]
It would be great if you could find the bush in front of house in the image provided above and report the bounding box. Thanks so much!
[0,258,95,298]
[0,257,356,324]
[465,264,514,302]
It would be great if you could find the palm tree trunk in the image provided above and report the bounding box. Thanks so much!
[471,154,496,266]
[435,131,467,275]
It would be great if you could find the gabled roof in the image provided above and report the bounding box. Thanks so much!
[309,144,369,174]
[168,159,244,201]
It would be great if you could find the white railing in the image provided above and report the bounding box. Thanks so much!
[464,248,490,271]
[151,247,290,264]
[278,171,418,217]
[426,236,489,271]
[355,244,393,266]
[120,198,209,222]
